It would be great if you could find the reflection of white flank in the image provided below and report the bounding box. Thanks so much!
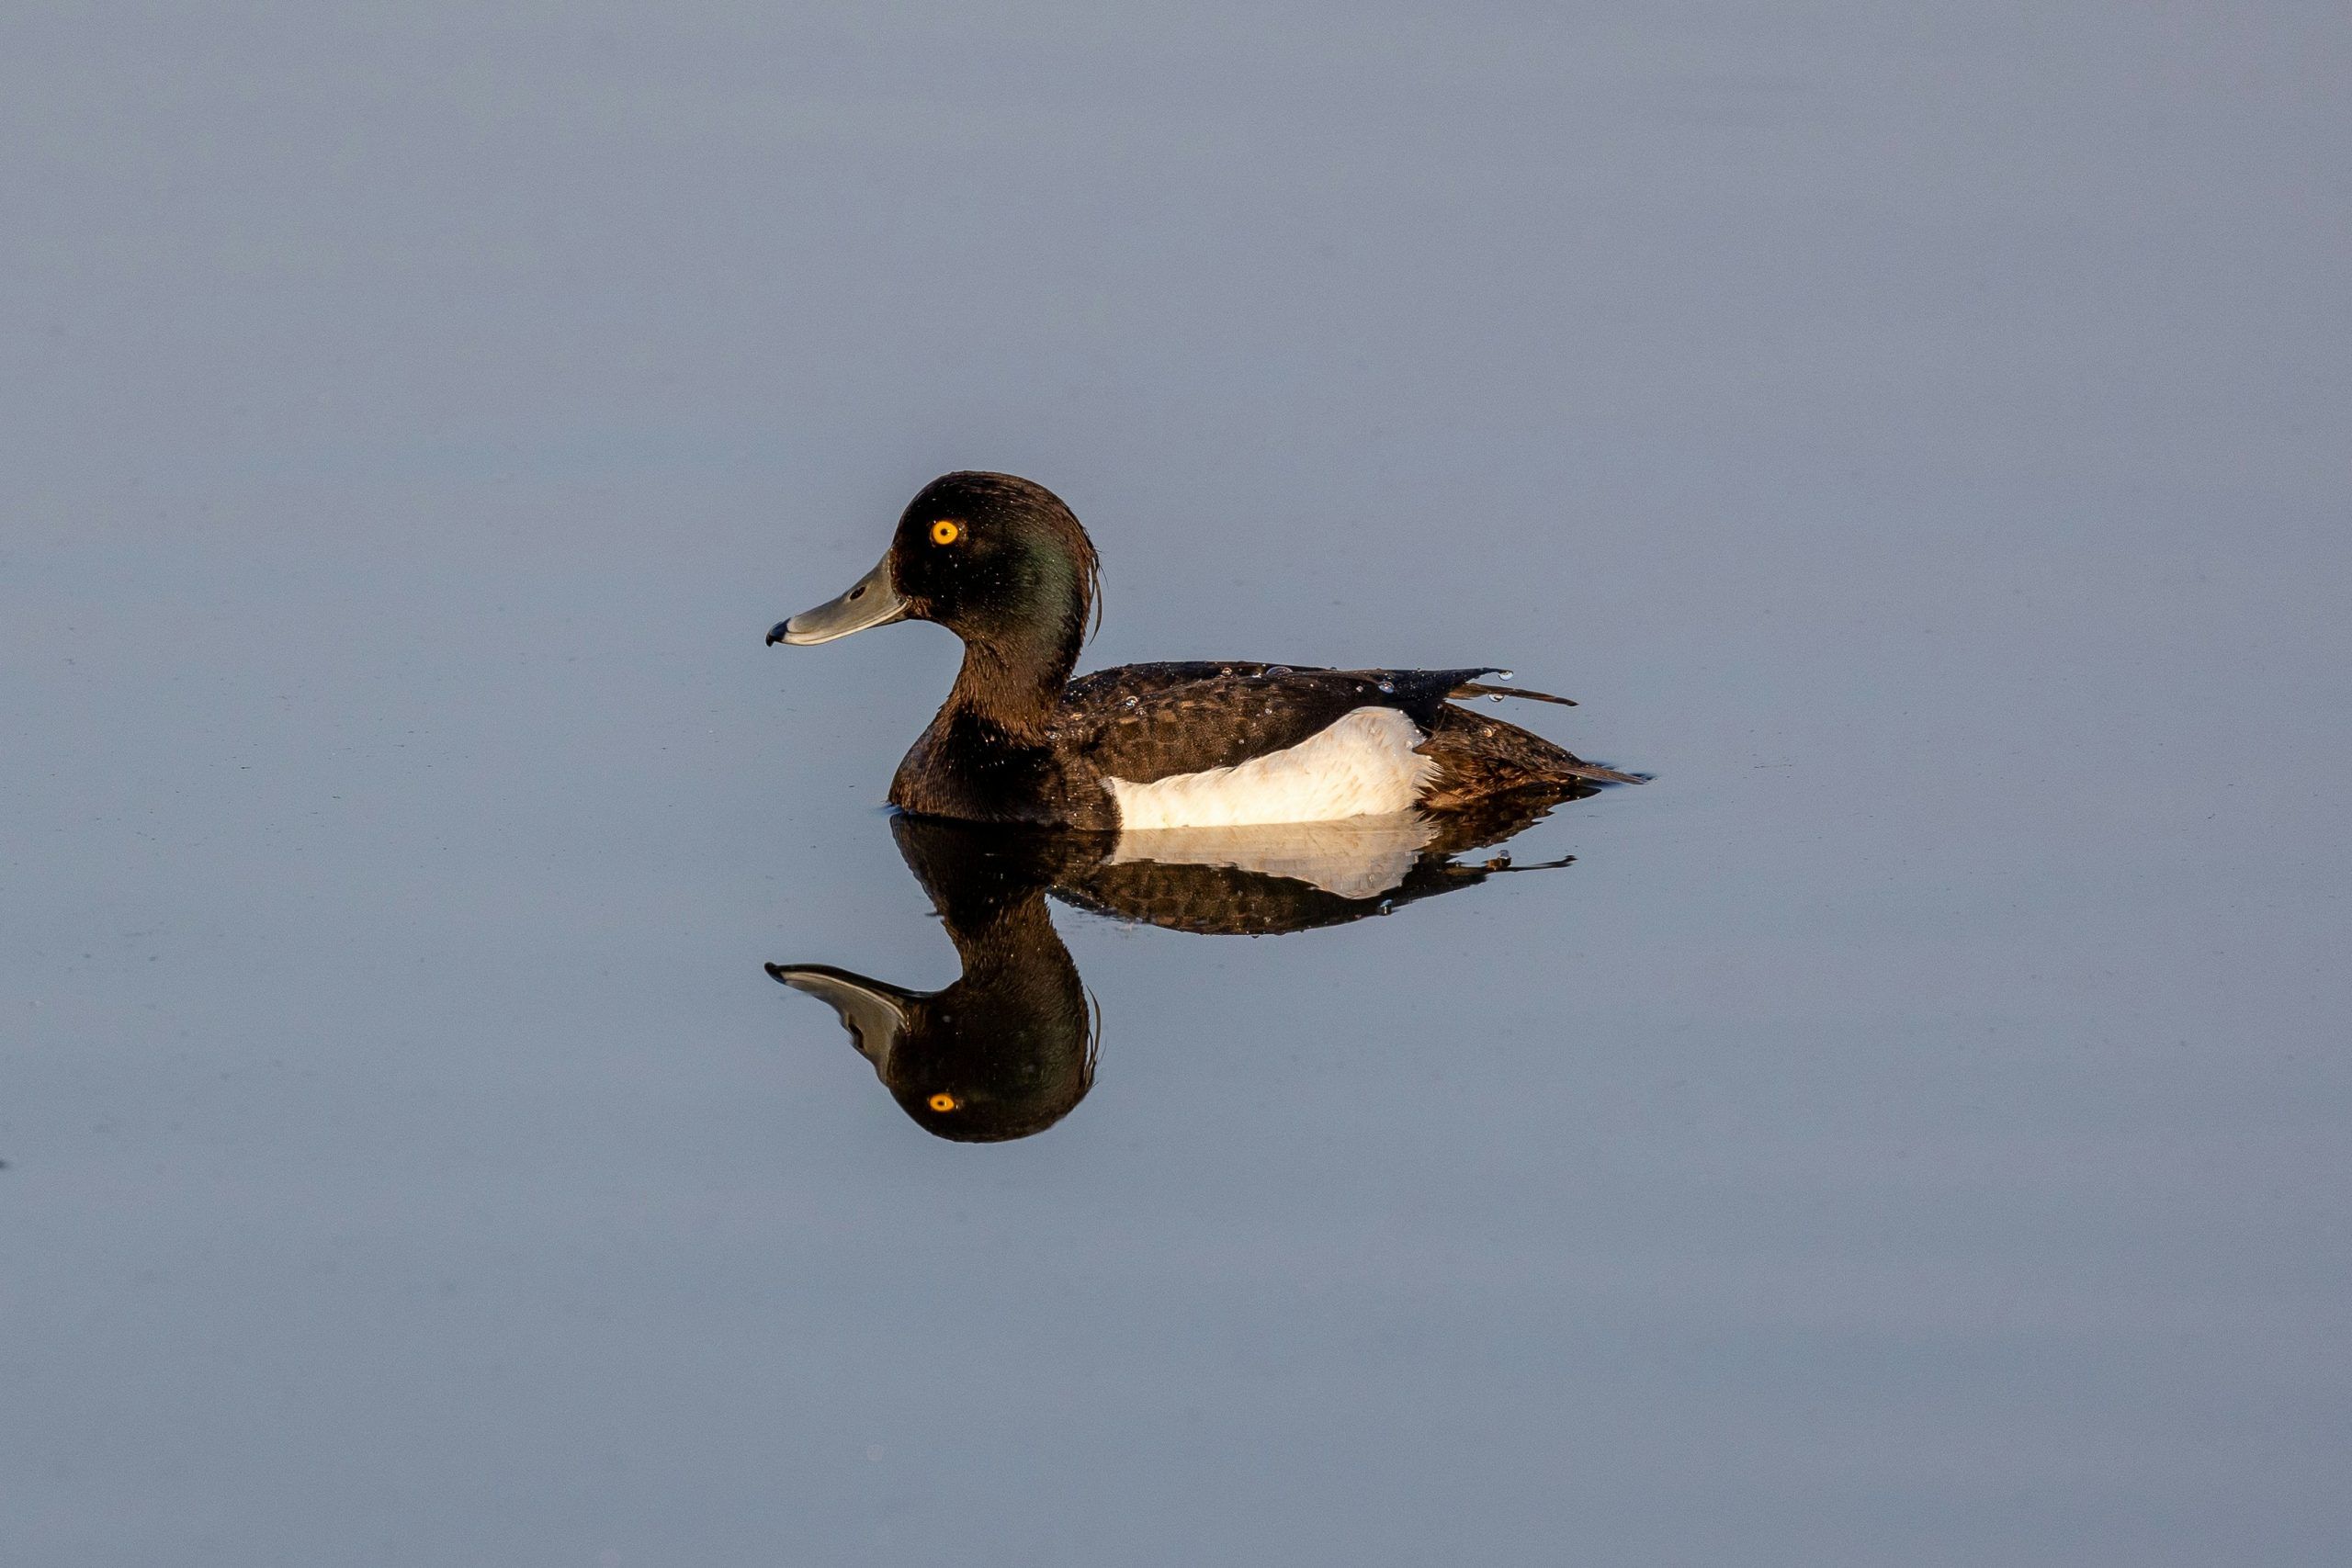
[1108,812,1438,901]
[1103,706,1439,829]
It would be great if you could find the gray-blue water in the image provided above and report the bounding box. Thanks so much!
[6,4,2347,1563]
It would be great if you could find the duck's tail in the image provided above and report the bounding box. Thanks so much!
[1415,702,1647,807]
[1448,679,1577,708]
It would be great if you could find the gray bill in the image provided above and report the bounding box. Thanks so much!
[766,554,908,645]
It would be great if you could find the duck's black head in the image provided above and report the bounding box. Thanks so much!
[768,472,1100,684]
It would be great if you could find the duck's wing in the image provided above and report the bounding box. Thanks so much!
[1062,661,1508,784]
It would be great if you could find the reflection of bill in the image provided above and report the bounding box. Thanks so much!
[767,798,1579,1142]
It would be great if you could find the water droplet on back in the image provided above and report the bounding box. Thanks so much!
[1375,680,1395,694]
[1266,664,1292,678]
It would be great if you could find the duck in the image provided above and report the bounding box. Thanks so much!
[766,471,1643,829]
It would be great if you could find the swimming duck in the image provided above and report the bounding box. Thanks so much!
[767,471,1642,829]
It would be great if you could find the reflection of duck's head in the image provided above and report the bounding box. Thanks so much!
[768,817,1098,1143]
[766,963,1098,1142]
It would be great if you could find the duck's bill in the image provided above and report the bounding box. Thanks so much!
[765,963,913,1065]
[767,555,908,646]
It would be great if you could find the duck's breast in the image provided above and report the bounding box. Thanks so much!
[1102,706,1438,829]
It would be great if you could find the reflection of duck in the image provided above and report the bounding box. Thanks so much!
[769,795,1577,1141]
[767,471,1644,829]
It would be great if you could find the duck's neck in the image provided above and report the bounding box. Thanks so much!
[944,629,1077,739]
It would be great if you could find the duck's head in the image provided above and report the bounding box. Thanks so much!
[768,472,1099,668]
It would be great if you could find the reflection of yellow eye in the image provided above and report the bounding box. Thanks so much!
[928,1092,957,1111]
[930,520,962,546]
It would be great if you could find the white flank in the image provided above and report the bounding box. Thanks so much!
[1107,812,1437,900]
[1103,706,1439,829]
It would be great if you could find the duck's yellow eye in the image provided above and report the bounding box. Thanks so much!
[928,1092,958,1111]
[929,520,962,546]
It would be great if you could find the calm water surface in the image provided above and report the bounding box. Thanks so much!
[5,4,2347,1564]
